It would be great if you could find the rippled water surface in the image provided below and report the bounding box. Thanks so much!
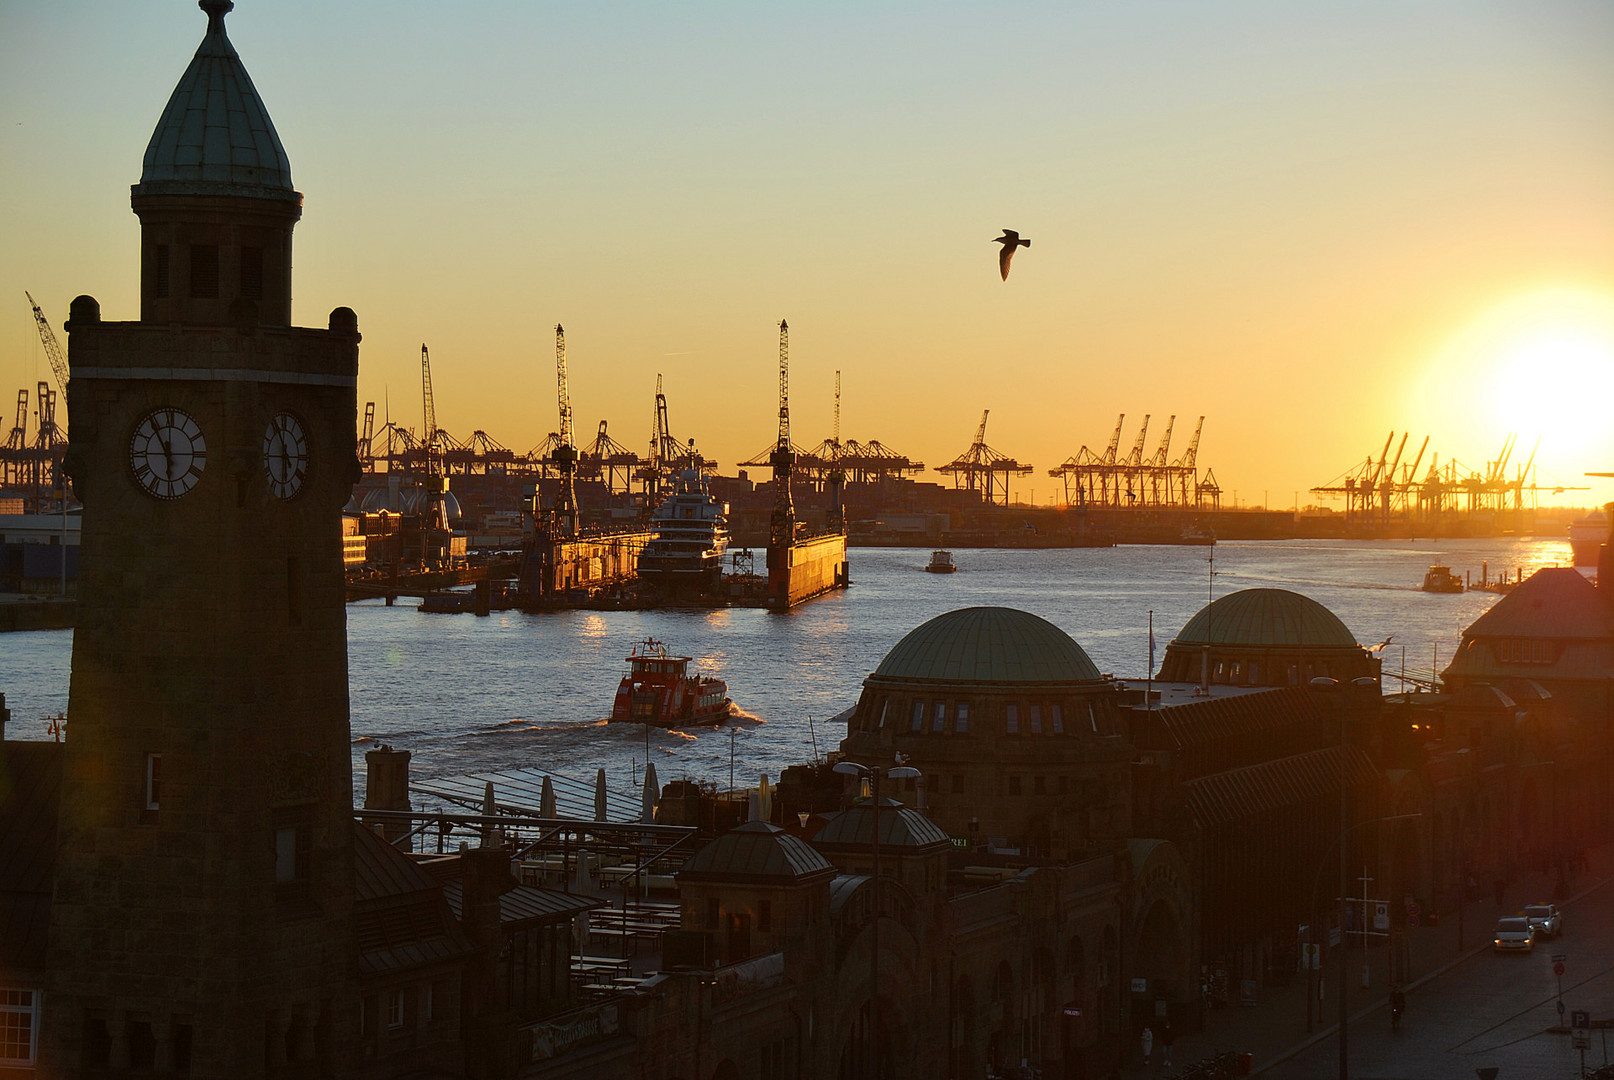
[0,538,1573,807]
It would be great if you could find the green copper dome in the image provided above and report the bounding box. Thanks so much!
[134,2,297,201]
[1175,588,1357,648]
[874,607,1103,684]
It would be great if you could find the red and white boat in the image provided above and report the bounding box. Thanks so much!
[609,639,733,728]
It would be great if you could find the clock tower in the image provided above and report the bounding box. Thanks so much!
[45,3,360,1074]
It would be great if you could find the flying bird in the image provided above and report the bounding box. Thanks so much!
[994,229,1030,280]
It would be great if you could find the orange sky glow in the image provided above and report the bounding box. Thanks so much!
[3,2,1612,507]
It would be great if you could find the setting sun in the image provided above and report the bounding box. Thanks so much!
[1418,288,1614,480]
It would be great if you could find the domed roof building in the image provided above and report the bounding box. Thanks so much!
[840,607,1133,859]
[1156,588,1379,687]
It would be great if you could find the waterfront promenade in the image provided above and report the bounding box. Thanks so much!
[1148,843,1612,1078]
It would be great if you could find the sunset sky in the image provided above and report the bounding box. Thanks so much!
[3,1,1612,507]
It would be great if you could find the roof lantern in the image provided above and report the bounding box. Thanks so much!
[133,1,298,201]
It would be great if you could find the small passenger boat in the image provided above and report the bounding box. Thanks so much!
[1421,565,1464,594]
[925,550,957,574]
[609,638,732,728]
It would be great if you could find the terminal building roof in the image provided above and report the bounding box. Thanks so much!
[678,821,837,885]
[872,606,1103,685]
[813,800,951,851]
[1173,588,1358,649]
[1462,568,1611,640]
[134,1,297,200]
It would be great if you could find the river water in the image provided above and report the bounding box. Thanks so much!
[0,537,1574,810]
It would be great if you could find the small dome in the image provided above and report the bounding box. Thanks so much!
[134,2,297,201]
[873,607,1102,684]
[813,800,951,851]
[1174,589,1357,649]
[678,821,835,885]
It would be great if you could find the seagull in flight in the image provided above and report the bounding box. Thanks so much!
[994,229,1030,280]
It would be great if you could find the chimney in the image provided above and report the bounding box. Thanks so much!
[363,744,412,843]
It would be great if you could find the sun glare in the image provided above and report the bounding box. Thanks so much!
[1419,289,1614,480]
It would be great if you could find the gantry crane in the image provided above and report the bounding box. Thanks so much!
[934,409,1032,506]
[769,319,796,546]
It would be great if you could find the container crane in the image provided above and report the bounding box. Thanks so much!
[358,402,376,471]
[934,409,1032,506]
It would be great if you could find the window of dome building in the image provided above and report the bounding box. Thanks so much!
[1006,704,1020,734]
[1008,775,1022,796]
[1030,705,1043,734]
[1034,776,1047,795]
[1087,703,1099,733]
[1051,705,1064,734]
[933,702,946,732]
[911,701,925,731]
[955,703,970,733]
[951,774,964,793]
[878,699,889,728]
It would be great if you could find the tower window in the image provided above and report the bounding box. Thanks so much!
[240,246,264,300]
[1051,705,1064,734]
[1005,704,1019,734]
[932,701,946,732]
[154,245,170,299]
[188,245,219,299]
[144,753,162,811]
[127,1020,156,1069]
[273,805,314,908]
[1030,705,1043,734]
[0,989,39,1066]
[386,990,404,1030]
[955,702,970,733]
[911,701,924,731]
[1008,775,1022,796]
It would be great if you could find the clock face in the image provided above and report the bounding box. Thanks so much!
[129,408,207,499]
[262,412,308,499]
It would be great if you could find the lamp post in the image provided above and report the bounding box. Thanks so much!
[834,758,922,1079]
[1305,813,1421,1032]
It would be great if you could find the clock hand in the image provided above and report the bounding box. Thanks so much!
[158,431,176,480]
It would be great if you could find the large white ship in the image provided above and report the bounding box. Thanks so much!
[1568,509,1608,568]
[637,467,730,591]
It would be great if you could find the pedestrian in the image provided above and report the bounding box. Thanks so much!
[1141,1025,1154,1067]
[1161,1021,1175,1067]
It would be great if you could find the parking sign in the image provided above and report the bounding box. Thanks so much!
[1572,1010,1590,1050]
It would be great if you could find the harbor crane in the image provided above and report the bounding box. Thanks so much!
[825,370,846,531]
[421,344,440,477]
[934,409,1032,507]
[551,324,579,537]
[358,402,376,471]
[1050,413,1212,509]
[580,421,641,494]
[25,292,71,397]
[769,319,797,546]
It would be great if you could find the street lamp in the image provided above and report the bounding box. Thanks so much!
[834,758,922,1079]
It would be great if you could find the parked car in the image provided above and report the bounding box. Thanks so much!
[1493,917,1536,952]
[1523,903,1563,939]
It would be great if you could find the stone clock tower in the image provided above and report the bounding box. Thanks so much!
[45,4,360,1074]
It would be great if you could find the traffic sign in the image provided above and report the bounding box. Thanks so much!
[1573,1010,1590,1050]
[1553,953,1569,963]
[1557,1000,1565,1016]
[1554,961,1566,978]
[1407,914,1420,928]
[1406,900,1421,918]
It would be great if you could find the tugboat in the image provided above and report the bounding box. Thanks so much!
[638,465,730,593]
[925,550,957,574]
[609,638,732,728]
[1421,565,1464,594]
